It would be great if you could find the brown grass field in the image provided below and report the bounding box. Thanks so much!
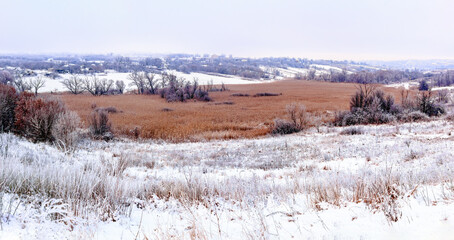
[60,79,402,142]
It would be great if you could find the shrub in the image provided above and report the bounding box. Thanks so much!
[426,103,445,117]
[89,110,113,141]
[52,111,81,150]
[350,87,395,114]
[95,106,118,113]
[14,93,65,142]
[0,84,18,132]
[349,84,376,110]
[194,88,211,101]
[333,111,349,126]
[419,80,429,91]
[214,101,234,105]
[340,126,364,135]
[334,110,365,126]
[130,126,141,139]
[334,108,396,126]
[286,103,311,130]
[159,81,211,102]
[398,111,429,122]
[231,93,250,97]
[336,83,443,126]
[375,113,397,123]
[253,92,281,97]
[272,103,313,135]
[271,119,300,135]
[417,92,445,116]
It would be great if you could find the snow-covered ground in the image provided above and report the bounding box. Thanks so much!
[32,65,337,93]
[33,70,268,93]
[432,86,454,91]
[388,82,454,91]
[311,64,343,72]
[387,81,419,90]
[1,120,454,239]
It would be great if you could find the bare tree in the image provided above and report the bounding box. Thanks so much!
[0,70,14,85]
[306,69,316,80]
[83,75,114,96]
[128,71,146,94]
[160,73,169,88]
[294,72,304,80]
[29,76,46,96]
[98,79,114,95]
[61,75,84,94]
[115,80,125,94]
[13,74,31,92]
[144,72,158,94]
[83,75,99,96]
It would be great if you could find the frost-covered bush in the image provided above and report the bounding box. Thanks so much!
[286,103,311,130]
[14,92,65,142]
[52,111,81,150]
[334,109,397,126]
[89,109,113,141]
[272,103,312,135]
[334,109,365,126]
[0,84,18,132]
[271,119,300,135]
[340,126,364,135]
[335,85,400,126]
[398,111,429,122]
[335,84,445,126]
[417,92,445,117]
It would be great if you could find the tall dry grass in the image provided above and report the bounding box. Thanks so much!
[60,80,401,141]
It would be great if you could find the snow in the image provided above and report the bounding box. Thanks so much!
[35,70,267,93]
[432,86,454,91]
[311,64,343,72]
[275,67,308,78]
[387,81,419,90]
[167,71,266,85]
[1,120,454,239]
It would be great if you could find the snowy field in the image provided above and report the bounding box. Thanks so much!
[1,120,454,239]
[33,66,325,93]
[35,70,268,93]
[432,86,454,91]
[387,81,419,90]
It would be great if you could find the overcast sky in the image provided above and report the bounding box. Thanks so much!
[1,0,453,60]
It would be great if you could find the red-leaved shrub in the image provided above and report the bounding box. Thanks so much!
[14,92,65,142]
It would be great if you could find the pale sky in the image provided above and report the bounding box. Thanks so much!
[1,0,453,60]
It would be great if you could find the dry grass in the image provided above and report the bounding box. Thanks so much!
[59,80,401,141]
